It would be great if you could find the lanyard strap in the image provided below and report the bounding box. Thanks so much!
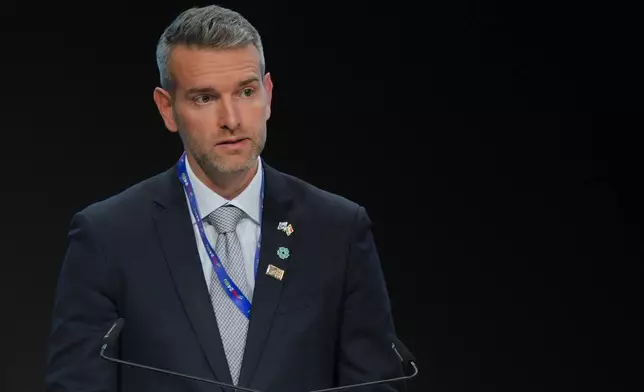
[177,152,264,319]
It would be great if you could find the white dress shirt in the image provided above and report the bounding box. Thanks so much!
[183,156,263,299]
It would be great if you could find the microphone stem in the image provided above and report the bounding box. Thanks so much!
[100,349,262,392]
[306,361,418,392]
[100,347,417,392]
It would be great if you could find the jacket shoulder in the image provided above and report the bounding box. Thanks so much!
[75,167,175,224]
[269,165,367,225]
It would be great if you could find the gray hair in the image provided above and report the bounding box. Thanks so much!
[156,5,265,92]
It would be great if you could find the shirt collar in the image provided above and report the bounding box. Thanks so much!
[185,156,263,225]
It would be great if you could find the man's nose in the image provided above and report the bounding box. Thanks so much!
[218,97,240,131]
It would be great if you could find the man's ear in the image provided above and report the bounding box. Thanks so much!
[153,87,178,132]
[263,72,273,120]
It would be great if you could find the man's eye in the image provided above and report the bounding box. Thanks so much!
[194,95,212,105]
[240,88,255,98]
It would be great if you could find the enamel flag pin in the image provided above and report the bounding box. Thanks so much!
[277,221,294,236]
[266,264,285,281]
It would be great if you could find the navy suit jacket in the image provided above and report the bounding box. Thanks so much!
[45,159,405,392]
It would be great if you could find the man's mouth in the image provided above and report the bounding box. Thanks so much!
[217,138,248,146]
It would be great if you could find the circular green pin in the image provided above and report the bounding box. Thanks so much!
[277,247,290,260]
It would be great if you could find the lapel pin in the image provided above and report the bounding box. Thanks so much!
[277,246,290,260]
[284,224,294,236]
[277,222,288,231]
[266,264,285,281]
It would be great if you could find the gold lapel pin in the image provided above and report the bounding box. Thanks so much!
[266,264,285,281]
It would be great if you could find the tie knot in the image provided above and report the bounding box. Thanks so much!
[205,205,245,234]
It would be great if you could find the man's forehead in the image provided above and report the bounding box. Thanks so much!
[169,45,262,86]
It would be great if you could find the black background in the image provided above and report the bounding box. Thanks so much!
[1,1,642,391]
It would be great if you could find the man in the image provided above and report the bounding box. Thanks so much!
[45,5,405,392]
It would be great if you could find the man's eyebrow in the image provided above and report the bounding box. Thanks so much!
[185,86,218,96]
[238,77,260,87]
[184,77,261,97]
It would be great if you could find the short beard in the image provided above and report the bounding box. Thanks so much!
[194,137,263,177]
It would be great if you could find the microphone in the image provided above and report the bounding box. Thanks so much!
[392,337,415,365]
[100,318,418,392]
[101,318,124,351]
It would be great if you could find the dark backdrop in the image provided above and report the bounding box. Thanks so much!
[1,1,642,391]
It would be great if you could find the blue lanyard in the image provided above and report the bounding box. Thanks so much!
[177,152,264,319]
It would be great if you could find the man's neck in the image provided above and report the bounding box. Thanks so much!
[187,154,258,200]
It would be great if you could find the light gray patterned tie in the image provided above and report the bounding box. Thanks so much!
[205,205,250,385]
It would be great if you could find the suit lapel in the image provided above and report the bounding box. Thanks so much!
[238,162,296,387]
[152,167,234,386]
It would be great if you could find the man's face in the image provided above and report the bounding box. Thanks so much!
[155,44,273,176]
